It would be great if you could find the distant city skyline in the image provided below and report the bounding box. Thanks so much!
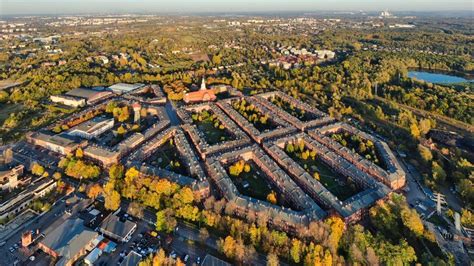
[1,0,473,15]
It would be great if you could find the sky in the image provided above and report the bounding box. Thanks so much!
[1,0,473,15]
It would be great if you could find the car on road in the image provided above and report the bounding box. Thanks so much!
[184,254,189,262]
[170,251,177,259]
[196,257,201,264]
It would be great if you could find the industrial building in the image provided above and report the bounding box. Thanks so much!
[50,88,113,107]
[108,83,145,94]
[67,116,114,140]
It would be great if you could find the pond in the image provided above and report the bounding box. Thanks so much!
[408,71,473,84]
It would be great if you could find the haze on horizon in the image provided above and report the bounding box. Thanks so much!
[1,0,473,16]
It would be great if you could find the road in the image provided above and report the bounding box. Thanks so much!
[425,222,471,265]
[0,194,90,266]
[136,202,269,265]
[165,100,181,126]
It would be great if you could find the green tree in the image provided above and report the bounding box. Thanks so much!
[290,239,302,263]
[401,207,424,236]
[31,162,45,176]
[418,144,433,162]
[432,161,446,183]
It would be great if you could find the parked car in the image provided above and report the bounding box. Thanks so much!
[170,251,177,259]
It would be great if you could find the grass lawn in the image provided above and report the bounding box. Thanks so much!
[227,160,294,209]
[269,96,315,121]
[330,130,387,170]
[288,151,362,201]
[194,116,234,145]
[232,100,277,132]
[146,140,189,176]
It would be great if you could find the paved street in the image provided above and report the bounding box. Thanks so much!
[0,194,90,266]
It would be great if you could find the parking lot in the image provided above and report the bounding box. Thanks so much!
[94,218,206,265]
[12,141,60,169]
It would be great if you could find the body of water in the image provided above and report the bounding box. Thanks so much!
[408,71,472,84]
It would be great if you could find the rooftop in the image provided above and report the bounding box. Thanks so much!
[201,254,232,266]
[120,251,142,266]
[108,83,145,93]
[100,214,137,239]
[40,218,98,261]
[69,116,114,135]
[30,131,79,148]
[65,88,111,100]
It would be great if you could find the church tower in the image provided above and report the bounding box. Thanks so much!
[200,77,207,91]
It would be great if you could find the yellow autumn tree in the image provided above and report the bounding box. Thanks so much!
[267,191,277,205]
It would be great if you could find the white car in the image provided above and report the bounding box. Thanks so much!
[29,256,35,261]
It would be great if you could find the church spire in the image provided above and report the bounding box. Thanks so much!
[200,77,206,90]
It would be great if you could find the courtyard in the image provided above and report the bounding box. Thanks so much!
[145,138,189,177]
[284,140,363,201]
[191,109,235,145]
[226,159,296,209]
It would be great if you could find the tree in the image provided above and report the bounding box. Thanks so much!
[75,147,83,158]
[152,249,167,266]
[432,161,446,183]
[313,172,320,180]
[156,209,176,233]
[322,249,332,266]
[366,247,379,266]
[109,164,124,180]
[127,201,144,219]
[286,142,294,153]
[219,236,236,259]
[418,144,433,162]
[410,123,420,139]
[290,239,302,263]
[401,207,424,236]
[229,160,245,176]
[244,163,251,173]
[267,253,279,266]
[31,162,45,176]
[326,216,344,254]
[87,184,103,199]
[378,239,417,265]
[419,118,432,135]
[352,42,362,51]
[461,209,474,227]
[212,54,222,65]
[53,172,62,180]
[104,184,121,211]
[0,91,9,103]
[155,210,167,232]
[267,191,277,205]
[117,125,127,135]
[199,227,210,244]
